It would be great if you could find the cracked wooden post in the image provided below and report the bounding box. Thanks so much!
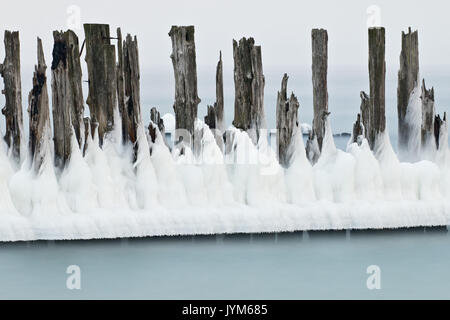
[311,29,328,151]
[0,31,23,161]
[398,27,419,150]
[276,74,300,168]
[420,80,435,148]
[51,30,85,168]
[84,24,117,146]
[368,27,386,149]
[28,38,51,172]
[123,34,142,149]
[233,37,266,145]
[169,26,201,149]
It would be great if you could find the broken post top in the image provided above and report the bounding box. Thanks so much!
[51,31,68,71]
[368,27,385,47]
[84,24,111,42]
[169,25,195,39]
[421,79,434,102]
[311,29,328,54]
[36,38,46,72]
[280,73,289,101]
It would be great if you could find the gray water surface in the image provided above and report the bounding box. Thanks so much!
[1,228,449,300]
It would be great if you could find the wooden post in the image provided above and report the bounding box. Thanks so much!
[398,27,419,149]
[116,28,128,144]
[368,27,386,149]
[83,117,91,155]
[233,37,266,145]
[215,51,225,133]
[149,107,165,144]
[83,24,117,146]
[169,26,201,147]
[0,31,23,161]
[123,34,142,146]
[311,29,328,151]
[51,30,85,168]
[359,91,371,144]
[276,74,300,168]
[352,114,364,145]
[434,113,447,150]
[28,38,51,172]
[204,105,216,130]
[420,79,435,148]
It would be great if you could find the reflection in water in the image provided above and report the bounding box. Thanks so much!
[0,228,449,300]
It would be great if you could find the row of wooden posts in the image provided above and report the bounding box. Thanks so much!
[0,25,448,173]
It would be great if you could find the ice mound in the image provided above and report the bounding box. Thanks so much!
[0,116,450,242]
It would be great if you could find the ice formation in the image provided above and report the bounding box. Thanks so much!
[0,111,449,242]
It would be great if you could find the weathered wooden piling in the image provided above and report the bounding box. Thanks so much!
[311,29,328,151]
[122,34,142,146]
[51,30,85,168]
[367,27,386,149]
[0,31,23,161]
[352,114,364,145]
[28,38,51,172]
[169,26,201,146]
[204,106,216,130]
[276,74,300,168]
[83,117,91,155]
[434,113,447,150]
[420,80,435,148]
[116,28,128,144]
[233,37,266,145]
[215,51,225,133]
[149,107,165,144]
[398,28,419,149]
[359,91,370,137]
[84,24,117,145]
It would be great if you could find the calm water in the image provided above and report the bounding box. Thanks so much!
[1,229,450,300]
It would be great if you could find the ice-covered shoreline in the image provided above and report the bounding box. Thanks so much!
[1,111,449,242]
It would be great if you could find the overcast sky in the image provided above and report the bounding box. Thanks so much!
[1,0,450,71]
[1,0,450,134]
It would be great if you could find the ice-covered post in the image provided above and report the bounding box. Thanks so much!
[276,74,300,168]
[311,29,328,151]
[397,27,419,150]
[169,26,201,148]
[122,34,142,147]
[51,30,85,168]
[0,31,23,161]
[367,27,386,149]
[420,80,435,148]
[28,38,51,172]
[84,24,117,146]
[233,37,266,145]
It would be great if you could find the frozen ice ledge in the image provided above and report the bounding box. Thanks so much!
[1,118,450,242]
